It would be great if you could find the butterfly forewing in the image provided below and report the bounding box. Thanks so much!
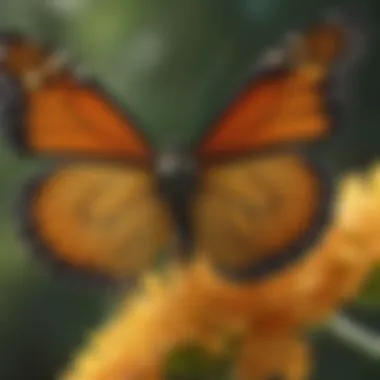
[22,163,173,282]
[198,21,352,159]
[198,71,328,158]
[1,35,151,161]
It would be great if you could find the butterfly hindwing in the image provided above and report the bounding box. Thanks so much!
[194,152,331,280]
[19,163,173,283]
[0,34,151,162]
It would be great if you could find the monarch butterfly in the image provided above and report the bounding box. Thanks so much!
[0,12,364,284]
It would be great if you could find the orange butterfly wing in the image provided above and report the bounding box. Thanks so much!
[194,153,330,279]
[194,21,358,279]
[1,35,151,161]
[21,163,173,282]
[198,23,347,158]
[0,36,163,281]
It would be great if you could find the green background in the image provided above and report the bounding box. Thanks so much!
[0,0,380,379]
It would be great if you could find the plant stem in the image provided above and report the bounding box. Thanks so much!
[326,313,380,360]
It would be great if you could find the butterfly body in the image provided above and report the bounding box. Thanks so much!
[0,11,366,284]
[154,150,198,254]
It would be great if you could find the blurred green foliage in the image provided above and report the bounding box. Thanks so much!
[166,345,234,380]
[0,0,379,379]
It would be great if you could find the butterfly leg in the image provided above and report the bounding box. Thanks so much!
[233,332,311,380]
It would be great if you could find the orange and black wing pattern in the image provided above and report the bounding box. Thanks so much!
[195,15,365,280]
[198,20,355,159]
[194,152,331,280]
[0,34,152,162]
[20,164,172,283]
[0,35,173,283]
